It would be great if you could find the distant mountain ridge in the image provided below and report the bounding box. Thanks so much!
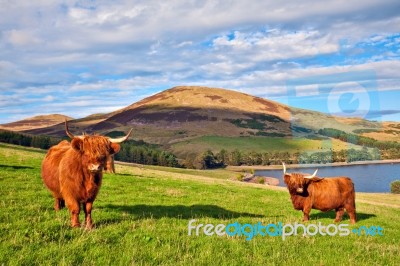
[0,114,73,131]
[3,86,399,157]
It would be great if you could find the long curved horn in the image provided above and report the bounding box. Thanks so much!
[304,169,318,179]
[108,129,133,143]
[65,119,75,139]
[282,162,287,175]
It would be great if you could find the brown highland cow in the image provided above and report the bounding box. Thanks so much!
[282,163,356,224]
[41,120,131,228]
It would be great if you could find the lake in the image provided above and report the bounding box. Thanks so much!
[256,163,400,193]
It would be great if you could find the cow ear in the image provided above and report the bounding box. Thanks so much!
[110,143,121,155]
[71,138,83,152]
[283,174,291,184]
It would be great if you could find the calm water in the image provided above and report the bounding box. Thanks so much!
[256,163,400,193]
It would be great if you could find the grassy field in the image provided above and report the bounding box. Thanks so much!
[0,143,399,265]
[171,135,363,157]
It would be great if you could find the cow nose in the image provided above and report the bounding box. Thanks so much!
[296,187,303,193]
[89,164,102,172]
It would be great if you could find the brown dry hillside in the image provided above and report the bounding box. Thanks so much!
[89,86,294,141]
[0,114,73,131]
[24,86,295,141]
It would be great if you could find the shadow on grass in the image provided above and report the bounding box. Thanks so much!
[309,211,376,222]
[0,164,34,170]
[100,204,264,220]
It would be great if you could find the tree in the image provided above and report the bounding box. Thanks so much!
[216,149,228,166]
[228,150,242,166]
[261,152,271,165]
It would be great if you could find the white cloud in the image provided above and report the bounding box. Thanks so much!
[0,1,400,123]
[211,30,339,62]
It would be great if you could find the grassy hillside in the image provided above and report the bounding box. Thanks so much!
[170,135,363,157]
[0,143,399,265]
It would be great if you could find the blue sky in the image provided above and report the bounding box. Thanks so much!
[1,1,400,124]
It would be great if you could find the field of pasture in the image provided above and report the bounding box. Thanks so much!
[0,143,399,265]
[170,135,363,157]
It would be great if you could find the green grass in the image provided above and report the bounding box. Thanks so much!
[171,135,362,157]
[1,143,399,265]
[126,163,235,180]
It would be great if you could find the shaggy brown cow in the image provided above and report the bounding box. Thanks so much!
[41,121,132,228]
[282,163,356,224]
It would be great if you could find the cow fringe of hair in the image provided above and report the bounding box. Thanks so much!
[83,136,112,157]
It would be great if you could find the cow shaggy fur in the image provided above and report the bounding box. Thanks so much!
[284,172,357,224]
[42,134,122,229]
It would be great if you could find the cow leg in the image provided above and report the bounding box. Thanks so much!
[54,198,65,211]
[334,208,344,222]
[65,199,81,228]
[302,211,310,222]
[346,208,357,224]
[302,204,311,222]
[54,198,61,211]
[83,201,94,230]
[52,191,64,211]
[60,199,65,209]
[301,197,313,222]
[344,198,357,224]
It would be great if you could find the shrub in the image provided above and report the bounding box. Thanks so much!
[235,173,244,181]
[256,177,265,184]
[390,180,400,194]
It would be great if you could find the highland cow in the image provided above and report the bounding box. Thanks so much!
[282,163,356,224]
[41,120,131,228]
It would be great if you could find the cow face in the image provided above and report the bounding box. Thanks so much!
[65,120,131,173]
[72,136,121,173]
[282,163,319,194]
[284,173,315,193]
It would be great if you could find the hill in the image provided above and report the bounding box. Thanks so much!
[0,143,399,265]
[16,86,400,157]
[0,114,73,131]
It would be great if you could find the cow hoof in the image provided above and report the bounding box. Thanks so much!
[72,223,81,228]
[85,224,94,230]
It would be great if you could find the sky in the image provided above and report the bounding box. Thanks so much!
[1,0,400,124]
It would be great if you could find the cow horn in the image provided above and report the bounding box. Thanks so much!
[282,162,287,175]
[65,119,75,139]
[65,120,85,139]
[108,129,133,143]
[305,169,318,179]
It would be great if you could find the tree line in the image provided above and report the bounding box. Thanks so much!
[0,130,180,168]
[186,146,394,169]
[0,130,58,149]
[114,141,180,168]
[2,128,399,170]
[318,128,400,150]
